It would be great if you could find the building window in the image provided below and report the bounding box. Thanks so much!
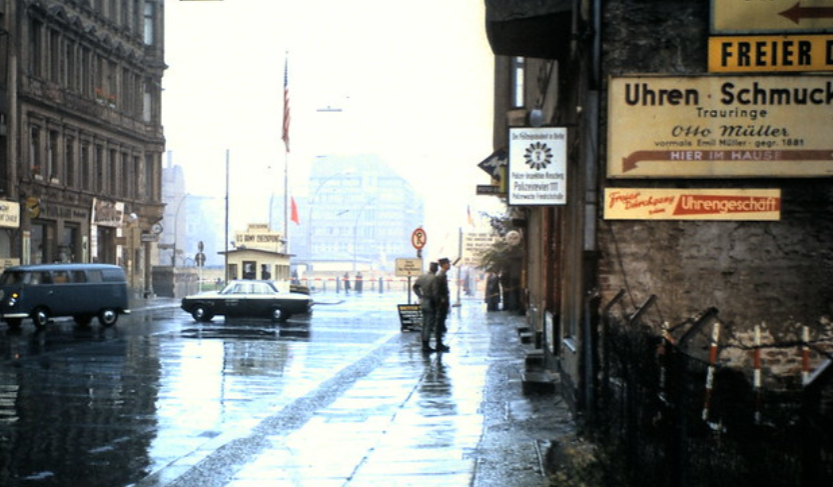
[144,153,155,200]
[49,30,60,83]
[512,56,525,108]
[29,19,43,77]
[66,137,76,188]
[48,130,59,181]
[110,149,118,196]
[95,145,105,193]
[81,142,91,190]
[143,2,156,46]
[29,127,41,177]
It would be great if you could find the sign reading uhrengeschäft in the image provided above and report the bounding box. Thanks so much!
[604,188,782,221]
[607,75,833,178]
[508,127,567,206]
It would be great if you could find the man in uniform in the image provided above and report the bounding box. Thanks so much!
[413,261,438,353]
[432,257,452,353]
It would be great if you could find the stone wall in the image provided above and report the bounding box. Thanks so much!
[597,0,833,375]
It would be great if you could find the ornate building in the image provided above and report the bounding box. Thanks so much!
[0,0,166,296]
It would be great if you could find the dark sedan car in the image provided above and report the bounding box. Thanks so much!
[181,280,313,323]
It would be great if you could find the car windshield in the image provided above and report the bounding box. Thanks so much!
[219,282,278,295]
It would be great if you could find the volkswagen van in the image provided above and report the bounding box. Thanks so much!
[0,263,131,329]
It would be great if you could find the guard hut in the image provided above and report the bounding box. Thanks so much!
[220,224,292,290]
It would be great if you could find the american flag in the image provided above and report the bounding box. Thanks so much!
[282,57,291,153]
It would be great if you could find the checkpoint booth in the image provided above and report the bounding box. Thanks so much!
[220,247,291,290]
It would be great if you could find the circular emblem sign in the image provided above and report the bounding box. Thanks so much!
[411,228,427,250]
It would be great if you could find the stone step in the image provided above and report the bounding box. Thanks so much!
[521,368,560,395]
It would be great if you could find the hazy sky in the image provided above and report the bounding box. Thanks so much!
[162,0,498,255]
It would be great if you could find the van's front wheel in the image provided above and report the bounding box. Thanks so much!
[98,308,119,327]
[5,318,22,330]
[32,308,50,329]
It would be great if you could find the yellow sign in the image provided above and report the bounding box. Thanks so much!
[604,188,782,221]
[709,35,833,72]
[712,0,833,34]
[607,75,833,178]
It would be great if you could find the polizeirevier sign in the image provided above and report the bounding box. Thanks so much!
[607,75,833,178]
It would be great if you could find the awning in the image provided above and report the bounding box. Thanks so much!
[485,0,573,60]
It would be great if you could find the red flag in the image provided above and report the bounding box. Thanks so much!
[282,57,291,152]
[291,196,299,225]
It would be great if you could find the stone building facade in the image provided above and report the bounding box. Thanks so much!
[0,0,166,296]
[485,0,833,410]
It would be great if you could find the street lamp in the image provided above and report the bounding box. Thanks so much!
[352,198,374,272]
[171,193,189,267]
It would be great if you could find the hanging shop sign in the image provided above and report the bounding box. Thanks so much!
[603,188,782,221]
[709,34,833,72]
[0,201,20,228]
[92,198,125,227]
[712,0,833,34]
[508,127,568,206]
[607,75,833,178]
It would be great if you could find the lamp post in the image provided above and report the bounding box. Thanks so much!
[352,198,374,272]
[305,167,355,277]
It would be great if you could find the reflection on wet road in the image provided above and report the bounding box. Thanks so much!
[0,292,403,487]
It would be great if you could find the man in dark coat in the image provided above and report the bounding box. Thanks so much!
[432,257,452,352]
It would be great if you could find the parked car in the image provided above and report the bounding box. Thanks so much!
[0,263,131,329]
[181,280,313,323]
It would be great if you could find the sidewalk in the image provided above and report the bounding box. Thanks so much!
[184,297,576,487]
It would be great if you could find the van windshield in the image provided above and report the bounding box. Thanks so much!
[0,271,26,286]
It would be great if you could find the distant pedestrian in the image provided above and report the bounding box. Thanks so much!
[344,272,351,294]
[485,272,501,311]
[413,262,439,353]
[432,257,452,353]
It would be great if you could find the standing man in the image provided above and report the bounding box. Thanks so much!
[433,257,452,353]
[413,261,439,353]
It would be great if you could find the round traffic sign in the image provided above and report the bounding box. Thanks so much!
[411,228,427,250]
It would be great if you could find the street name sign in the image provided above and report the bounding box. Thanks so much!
[712,0,833,34]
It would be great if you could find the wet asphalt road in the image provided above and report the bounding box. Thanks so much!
[0,290,574,487]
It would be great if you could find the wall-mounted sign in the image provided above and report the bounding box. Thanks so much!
[607,75,833,178]
[0,201,20,228]
[709,34,833,72]
[508,127,568,206]
[604,188,782,221]
[712,0,833,34]
[462,231,500,267]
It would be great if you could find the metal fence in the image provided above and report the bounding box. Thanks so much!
[590,291,833,487]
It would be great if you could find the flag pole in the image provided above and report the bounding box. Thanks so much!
[282,53,291,252]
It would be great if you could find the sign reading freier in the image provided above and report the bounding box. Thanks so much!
[607,75,833,178]
[508,127,567,206]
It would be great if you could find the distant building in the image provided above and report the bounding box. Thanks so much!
[281,154,424,276]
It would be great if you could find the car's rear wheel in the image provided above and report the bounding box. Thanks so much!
[271,307,289,322]
[31,308,50,329]
[192,305,213,322]
[98,308,119,327]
